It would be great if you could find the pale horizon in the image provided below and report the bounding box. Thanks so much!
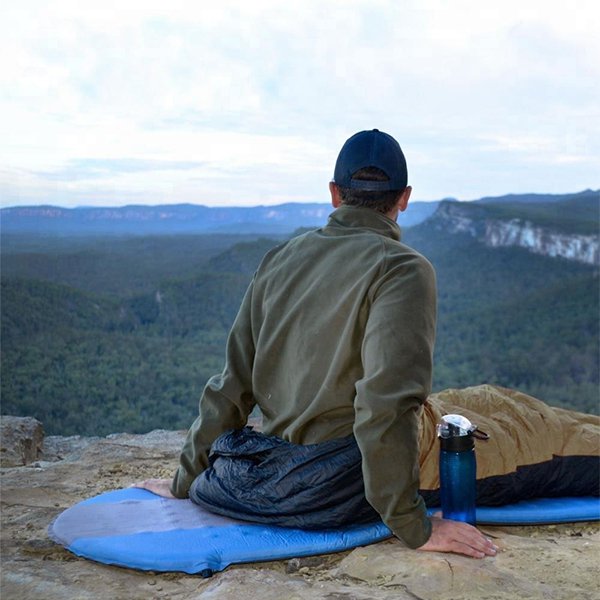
[3,189,598,212]
[2,1,599,209]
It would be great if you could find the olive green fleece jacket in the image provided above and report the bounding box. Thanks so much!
[172,205,437,548]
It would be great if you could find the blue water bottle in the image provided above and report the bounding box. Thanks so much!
[437,414,487,526]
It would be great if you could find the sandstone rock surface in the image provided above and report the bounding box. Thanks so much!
[0,416,44,467]
[1,425,598,600]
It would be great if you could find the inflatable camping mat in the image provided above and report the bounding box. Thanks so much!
[49,488,600,576]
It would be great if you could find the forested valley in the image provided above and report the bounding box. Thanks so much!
[2,201,598,436]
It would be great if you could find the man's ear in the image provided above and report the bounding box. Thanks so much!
[329,181,343,208]
[397,186,412,212]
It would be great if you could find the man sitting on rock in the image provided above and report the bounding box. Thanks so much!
[135,130,598,558]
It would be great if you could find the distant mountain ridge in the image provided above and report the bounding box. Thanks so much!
[0,201,438,235]
[2,190,596,237]
[474,189,598,205]
[1,203,331,235]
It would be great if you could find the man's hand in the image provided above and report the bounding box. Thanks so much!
[130,478,177,499]
[417,516,498,559]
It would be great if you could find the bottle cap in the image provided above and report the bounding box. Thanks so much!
[437,414,475,438]
[437,414,488,451]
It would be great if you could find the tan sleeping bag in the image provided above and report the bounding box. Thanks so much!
[418,384,600,498]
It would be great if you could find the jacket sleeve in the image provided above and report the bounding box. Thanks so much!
[171,280,257,498]
[353,253,437,548]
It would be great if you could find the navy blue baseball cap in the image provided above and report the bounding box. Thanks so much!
[333,129,408,191]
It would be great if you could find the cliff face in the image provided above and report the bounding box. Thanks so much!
[485,220,598,264]
[1,415,599,600]
[432,202,599,265]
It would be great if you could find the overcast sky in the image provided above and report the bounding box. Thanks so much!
[1,0,598,208]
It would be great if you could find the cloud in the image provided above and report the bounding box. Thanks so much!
[1,0,599,206]
[34,158,206,181]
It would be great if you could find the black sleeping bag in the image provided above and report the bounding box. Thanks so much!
[189,427,380,528]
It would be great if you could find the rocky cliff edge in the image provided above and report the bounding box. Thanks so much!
[1,415,598,600]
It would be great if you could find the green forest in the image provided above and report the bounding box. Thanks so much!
[1,205,598,436]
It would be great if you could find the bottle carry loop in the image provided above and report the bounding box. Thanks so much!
[472,427,490,441]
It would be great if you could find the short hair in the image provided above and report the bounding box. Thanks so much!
[338,167,403,214]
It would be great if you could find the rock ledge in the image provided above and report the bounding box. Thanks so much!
[1,422,598,600]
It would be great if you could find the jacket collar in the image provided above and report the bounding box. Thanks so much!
[327,205,401,241]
